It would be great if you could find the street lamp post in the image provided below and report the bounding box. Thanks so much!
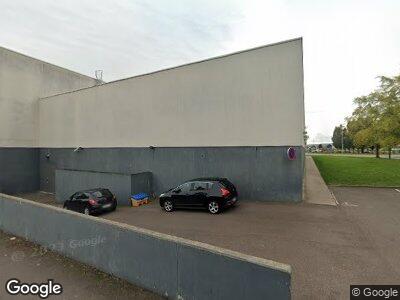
[341,125,344,153]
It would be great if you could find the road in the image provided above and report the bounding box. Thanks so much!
[0,230,163,300]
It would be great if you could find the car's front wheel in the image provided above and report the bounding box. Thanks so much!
[163,200,174,212]
[208,200,220,214]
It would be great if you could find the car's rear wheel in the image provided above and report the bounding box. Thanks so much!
[208,201,220,214]
[84,207,90,215]
[163,200,174,212]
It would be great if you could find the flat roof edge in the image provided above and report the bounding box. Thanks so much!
[0,45,98,82]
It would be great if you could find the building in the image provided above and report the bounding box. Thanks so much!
[0,38,305,204]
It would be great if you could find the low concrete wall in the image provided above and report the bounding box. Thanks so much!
[55,169,153,205]
[0,193,291,299]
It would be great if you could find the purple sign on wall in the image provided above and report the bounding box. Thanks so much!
[287,147,296,160]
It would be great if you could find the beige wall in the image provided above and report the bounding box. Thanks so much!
[0,47,98,147]
[39,38,304,148]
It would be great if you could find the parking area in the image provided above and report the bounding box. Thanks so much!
[16,187,400,299]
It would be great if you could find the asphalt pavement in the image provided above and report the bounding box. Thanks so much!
[102,188,400,300]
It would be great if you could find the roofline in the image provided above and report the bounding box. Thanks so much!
[0,45,98,82]
[40,37,302,100]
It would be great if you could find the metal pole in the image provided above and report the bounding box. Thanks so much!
[341,125,344,153]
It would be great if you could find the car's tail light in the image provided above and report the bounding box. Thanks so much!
[88,199,98,205]
[220,188,230,197]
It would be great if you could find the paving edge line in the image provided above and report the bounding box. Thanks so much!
[0,193,291,274]
[330,190,339,206]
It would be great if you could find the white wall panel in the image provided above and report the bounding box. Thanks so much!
[0,47,98,147]
[39,38,304,148]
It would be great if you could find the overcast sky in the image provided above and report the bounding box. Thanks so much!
[0,0,399,143]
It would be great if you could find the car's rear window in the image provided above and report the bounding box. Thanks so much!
[91,190,112,198]
[219,179,235,191]
[91,191,103,198]
[101,189,113,197]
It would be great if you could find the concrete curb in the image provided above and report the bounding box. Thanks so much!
[328,185,400,189]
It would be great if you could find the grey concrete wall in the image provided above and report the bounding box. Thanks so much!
[55,169,152,205]
[0,193,292,299]
[41,146,304,202]
[0,148,39,194]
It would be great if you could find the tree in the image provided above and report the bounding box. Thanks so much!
[343,130,353,150]
[351,93,382,157]
[332,125,353,151]
[375,75,400,158]
[346,113,371,153]
[332,126,343,150]
[346,73,400,158]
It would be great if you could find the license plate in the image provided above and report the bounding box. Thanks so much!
[102,203,112,209]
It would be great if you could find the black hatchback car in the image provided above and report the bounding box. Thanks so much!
[63,188,117,215]
[159,178,238,214]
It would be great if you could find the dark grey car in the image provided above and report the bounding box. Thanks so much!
[63,188,117,215]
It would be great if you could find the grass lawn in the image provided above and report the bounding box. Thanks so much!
[312,155,400,187]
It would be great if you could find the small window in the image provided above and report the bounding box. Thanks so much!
[176,182,191,193]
